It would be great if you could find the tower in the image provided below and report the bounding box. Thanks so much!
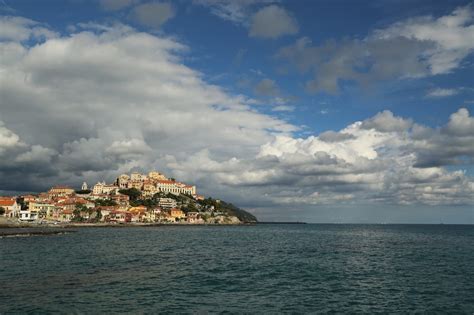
[81,182,88,190]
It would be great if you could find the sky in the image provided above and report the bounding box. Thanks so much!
[0,0,473,223]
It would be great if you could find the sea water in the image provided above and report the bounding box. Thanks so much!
[1,224,473,313]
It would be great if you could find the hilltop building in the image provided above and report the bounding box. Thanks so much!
[112,171,196,197]
[48,186,74,198]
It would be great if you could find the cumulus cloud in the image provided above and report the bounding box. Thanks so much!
[0,15,473,212]
[130,2,175,28]
[361,110,413,132]
[0,120,22,152]
[249,5,298,39]
[0,16,57,42]
[171,108,474,207]
[277,6,474,93]
[0,17,294,193]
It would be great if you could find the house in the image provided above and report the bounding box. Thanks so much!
[130,172,147,181]
[156,180,195,195]
[19,208,40,221]
[0,198,21,218]
[59,210,73,222]
[107,210,132,223]
[127,180,143,190]
[129,205,147,213]
[115,174,130,188]
[48,185,75,198]
[186,212,202,223]
[110,193,130,207]
[170,208,185,221]
[96,206,119,220]
[142,180,157,197]
[29,202,56,219]
[148,171,167,181]
[22,194,38,203]
[92,182,119,195]
[129,206,148,222]
[157,198,177,209]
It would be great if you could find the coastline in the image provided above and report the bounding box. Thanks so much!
[0,218,257,230]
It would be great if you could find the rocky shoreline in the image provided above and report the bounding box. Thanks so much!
[0,217,255,231]
[0,227,76,238]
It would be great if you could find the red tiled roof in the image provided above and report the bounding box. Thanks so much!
[157,180,176,184]
[0,199,15,207]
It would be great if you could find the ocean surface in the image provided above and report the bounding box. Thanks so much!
[1,224,473,314]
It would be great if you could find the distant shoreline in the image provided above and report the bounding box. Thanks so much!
[257,221,307,224]
[0,221,257,229]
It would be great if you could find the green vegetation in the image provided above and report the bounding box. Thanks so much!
[75,189,92,194]
[181,202,197,214]
[94,199,117,206]
[130,198,158,208]
[218,200,257,223]
[118,188,141,201]
[0,206,5,215]
[72,204,87,222]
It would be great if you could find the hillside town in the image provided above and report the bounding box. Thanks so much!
[0,171,256,225]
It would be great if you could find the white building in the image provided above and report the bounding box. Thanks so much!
[116,174,130,189]
[93,182,119,195]
[148,171,167,181]
[19,209,39,221]
[29,202,56,218]
[130,172,147,181]
[0,198,21,218]
[156,180,196,196]
[157,198,177,209]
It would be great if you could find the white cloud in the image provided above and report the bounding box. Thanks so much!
[170,108,474,207]
[361,110,413,132]
[130,2,175,28]
[0,15,473,211]
[277,6,474,93]
[0,17,295,192]
[272,105,294,112]
[249,5,298,39]
[254,78,279,96]
[0,16,57,42]
[0,120,23,153]
[193,0,278,24]
[374,6,474,74]
[426,88,459,97]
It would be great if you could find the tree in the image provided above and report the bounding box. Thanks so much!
[72,204,87,222]
[96,209,102,220]
[94,199,117,206]
[118,188,142,201]
[75,189,92,194]
[0,206,5,215]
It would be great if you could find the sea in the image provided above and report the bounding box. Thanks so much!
[1,224,473,314]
